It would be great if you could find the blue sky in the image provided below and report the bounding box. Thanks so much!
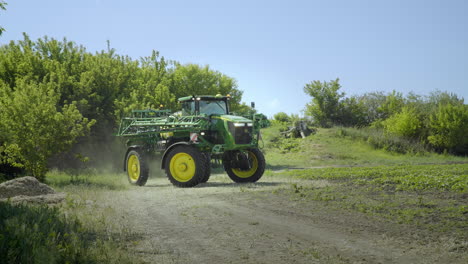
[1,0,467,117]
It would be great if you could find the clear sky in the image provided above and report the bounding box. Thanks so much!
[1,0,467,117]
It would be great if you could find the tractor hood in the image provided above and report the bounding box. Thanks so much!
[213,115,252,123]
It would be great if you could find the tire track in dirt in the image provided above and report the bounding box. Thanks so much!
[96,174,463,264]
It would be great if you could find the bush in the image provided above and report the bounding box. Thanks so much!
[337,127,428,154]
[0,80,94,180]
[273,112,290,123]
[382,107,422,138]
[0,202,92,263]
[303,78,344,127]
[0,201,136,263]
[428,104,468,154]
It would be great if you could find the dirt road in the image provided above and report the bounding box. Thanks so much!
[88,173,465,264]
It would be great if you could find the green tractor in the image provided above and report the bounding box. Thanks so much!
[117,95,270,187]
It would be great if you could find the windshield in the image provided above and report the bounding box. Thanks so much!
[181,101,196,115]
[199,100,228,115]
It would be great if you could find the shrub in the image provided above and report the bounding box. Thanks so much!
[0,202,92,263]
[0,201,136,263]
[337,126,428,154]
[382,107,422,138]
[273,112,290,123]
[428,104,468,154]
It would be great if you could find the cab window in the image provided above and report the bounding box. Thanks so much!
[182,101,195,115]
[199,100,228,115]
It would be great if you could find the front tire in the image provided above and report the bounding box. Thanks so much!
[165,145,206,187]
[223,149,265,183]
[126,149,149,186]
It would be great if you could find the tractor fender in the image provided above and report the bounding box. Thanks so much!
[123,145,143,171]
[161,141,192,170]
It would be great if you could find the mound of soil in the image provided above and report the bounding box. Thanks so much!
[0,176,65,204]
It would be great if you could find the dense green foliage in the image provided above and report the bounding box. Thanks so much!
[337,126,427,154]
[428,103,468,153]
[0,35,246,178]
[302,78,467,154]
[273,112,291,123]
[303,78,344,127]
[381,106,422,138]
[0,1,6,36]
[0,201,133,264]
[0,80,94,180]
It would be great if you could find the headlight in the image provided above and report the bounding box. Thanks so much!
[233,122,253,127]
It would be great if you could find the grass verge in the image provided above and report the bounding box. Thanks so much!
[262,126,468,168]
[46,169,129,191]
[280,164,467,239]
[0,170,142,264]
[0,201,138,264]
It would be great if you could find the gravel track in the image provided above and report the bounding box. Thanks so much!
[89,174,465,264]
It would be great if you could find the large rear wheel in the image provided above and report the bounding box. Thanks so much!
[126,149,149,186]
[223,148,265,183]
[199,153,211,183]
[165,145,206,187]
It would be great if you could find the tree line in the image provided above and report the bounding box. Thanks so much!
[299,78,468,154]
[0,34,249,180]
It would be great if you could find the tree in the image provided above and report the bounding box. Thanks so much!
[0,1,6,36]
[356,92,387,124]
[377,90,405,120]
[0,79,94,180]
[303,78,344,127]
[169,64,243,110]
[273,112,290,123]
[339,96,368,127]
[0,34,249,174]
[428,104,468,154]
[427,90,464,106]
[382,107,422,138]
[114,50,175,119]
[231,102,255,116]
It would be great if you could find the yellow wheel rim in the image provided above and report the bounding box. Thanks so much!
[170,152,196,182]
[232,151,258,178]
[127,154,140,182]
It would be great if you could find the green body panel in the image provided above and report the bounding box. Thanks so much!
[117,95,270,156]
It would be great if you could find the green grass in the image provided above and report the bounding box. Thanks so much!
[262,125,468,168]
[46,169,129,191]
[263,124,467,240]
[0,201,137,264]
[285,164,468,192]
[280,164,468,238]
[0,170,142,264]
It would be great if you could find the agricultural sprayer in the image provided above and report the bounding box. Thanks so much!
[116,95,270,187]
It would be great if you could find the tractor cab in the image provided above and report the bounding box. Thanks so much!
[179,95,230,116]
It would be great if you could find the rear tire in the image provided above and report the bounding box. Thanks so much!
[223,148,265,183]
[199,153,211,183]
[126,149,149,186]
[165,145,206,187]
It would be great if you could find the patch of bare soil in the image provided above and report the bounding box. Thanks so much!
[0,176,65,204]
[82,173,468,264]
